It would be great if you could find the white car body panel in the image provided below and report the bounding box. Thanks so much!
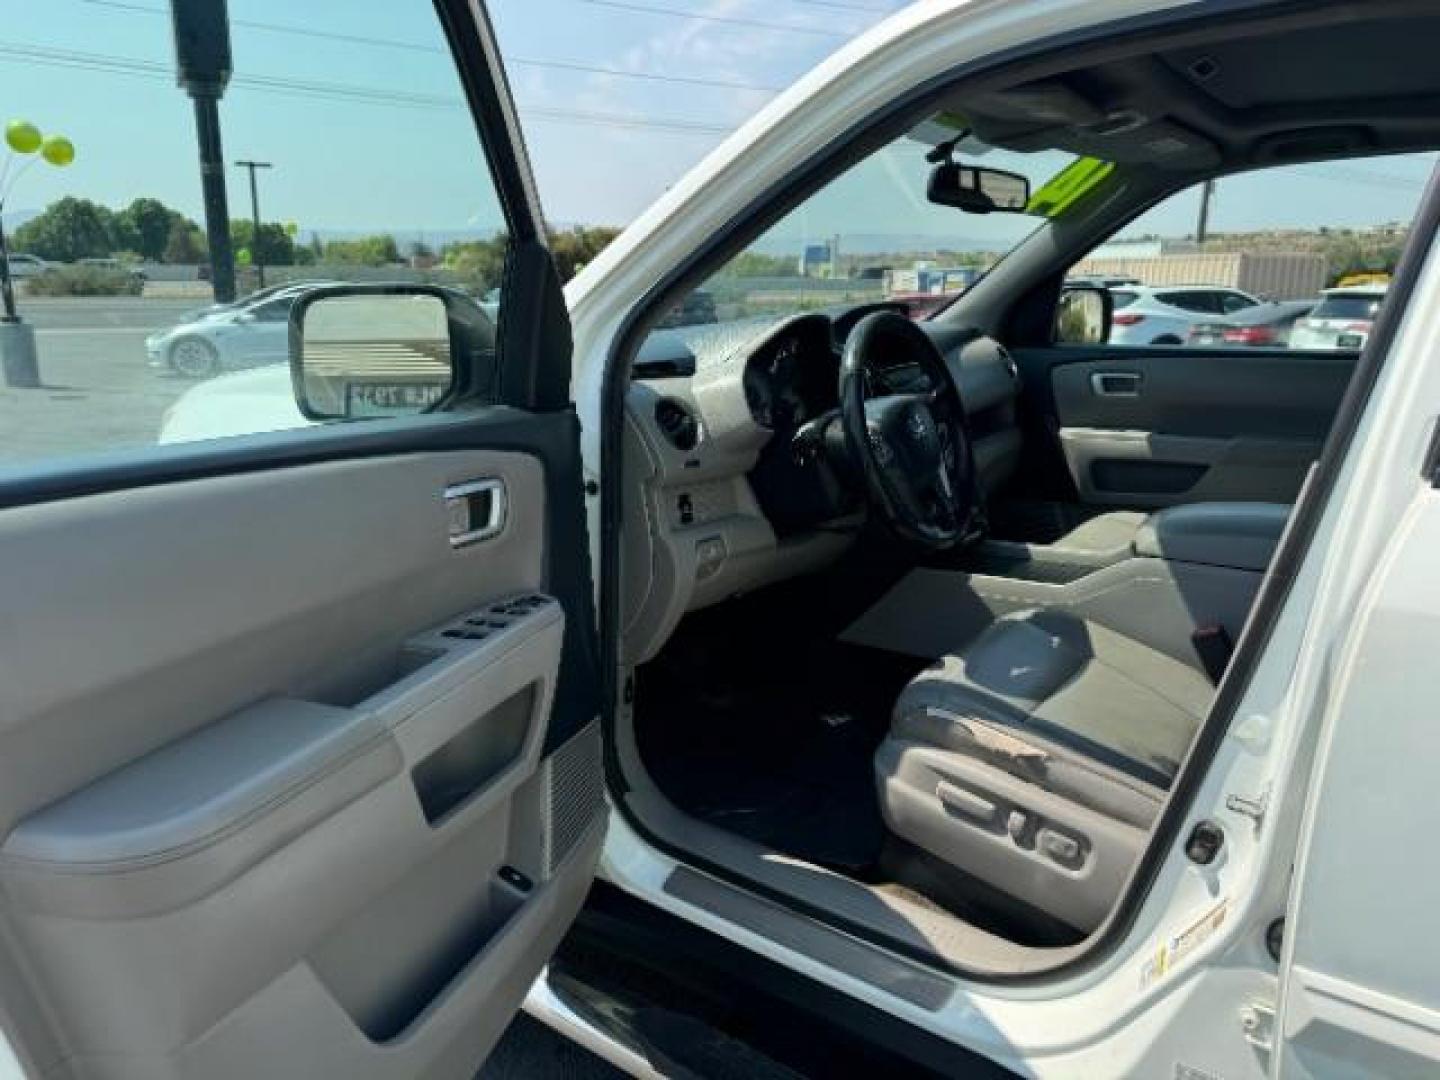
[564,0,1440,1074]
[1272,248,1440,1077]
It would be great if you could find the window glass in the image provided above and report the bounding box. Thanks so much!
[0,2,510,465]
[634,119,1081,347]
[1071,152,1435,348]
[1310,294,1382,321]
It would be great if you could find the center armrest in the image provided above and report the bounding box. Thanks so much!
[1133,501,1291,572]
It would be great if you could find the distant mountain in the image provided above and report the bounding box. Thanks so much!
[747,232,1013,257]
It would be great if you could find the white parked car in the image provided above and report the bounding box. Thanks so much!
[4,253,51,279]
[145,291,298,377]
[8,3,1440,1080]
[1288,283,1387,350]
[1107,283,1264,344]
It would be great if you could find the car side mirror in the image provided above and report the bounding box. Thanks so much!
[289,284,469,420]
[927,163,1031,214]
[1054,284,1113,345]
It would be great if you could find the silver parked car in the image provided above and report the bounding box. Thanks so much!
[4,253,52,279]
[146,281,345,378]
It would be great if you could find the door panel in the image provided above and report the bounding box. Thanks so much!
[0,429,603,1078]
[1015,346,1354,508]
[0,0,602,1073]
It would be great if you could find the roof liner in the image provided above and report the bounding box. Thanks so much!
[952,4,1440,174]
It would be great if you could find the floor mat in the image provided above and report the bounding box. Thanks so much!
[637,630,922,876]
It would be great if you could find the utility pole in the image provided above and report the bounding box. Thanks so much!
[235,160,272,289]
[1195,179,1216,244]
[171,0,236,303]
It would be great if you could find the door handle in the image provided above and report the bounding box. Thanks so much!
[1090,372,1142,397]
[444,479,507,548]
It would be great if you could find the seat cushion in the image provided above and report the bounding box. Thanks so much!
[880,609,1214,930]
[891,609,1213,819]
[1052,510,1148,556]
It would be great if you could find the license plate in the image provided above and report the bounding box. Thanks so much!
[1192,333,1222,346]
[1337,332,1362,348]
[345,381,446,416]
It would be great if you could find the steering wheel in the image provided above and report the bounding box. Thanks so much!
[839,311,981,549]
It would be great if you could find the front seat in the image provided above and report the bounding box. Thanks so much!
[874,608,1214,933]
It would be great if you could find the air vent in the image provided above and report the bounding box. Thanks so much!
[654,397,700,452]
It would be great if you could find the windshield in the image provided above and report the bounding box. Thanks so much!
[649,122,1088,338]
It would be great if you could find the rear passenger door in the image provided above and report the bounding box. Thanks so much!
[1011,340,1354,507]
[0,3,602,1078]
[1012,156,1435,510]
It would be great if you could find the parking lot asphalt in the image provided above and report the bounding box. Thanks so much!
[0,297,209,464]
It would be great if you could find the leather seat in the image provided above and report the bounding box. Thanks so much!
[1052,510,1149,557]
[874,608,1214,932]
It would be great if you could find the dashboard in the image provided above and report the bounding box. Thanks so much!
[740,317,838,431]
[619,306,1024,664]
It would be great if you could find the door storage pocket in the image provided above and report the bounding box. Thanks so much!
[0,697,401,921]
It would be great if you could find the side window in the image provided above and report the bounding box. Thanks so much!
[1069,152,1436,348]
[250,299,293,323]
[1,3,512,464]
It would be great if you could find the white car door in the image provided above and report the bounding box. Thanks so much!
[1273,218,1440,1078]
[1273,478,1440,1078]
[0,2,603,1078]
[233,296,294,366]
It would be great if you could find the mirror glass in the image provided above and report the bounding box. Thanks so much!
[1055,287,1109,345]
[294,292,454,419]
[928,164,1031,214]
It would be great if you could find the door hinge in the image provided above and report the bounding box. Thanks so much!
[1225,784,1270,833]
[1239,998,1275,1053]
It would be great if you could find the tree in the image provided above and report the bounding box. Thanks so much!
[547,225,621,281]
[720,251,797,278]
[323,234,400,266]
[13,197,114,262]
[230,219,295,266]
[163,219,206,263]
[442,235,507,291]
[118,198,190,262]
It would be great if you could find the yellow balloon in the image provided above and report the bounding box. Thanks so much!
[5,119,42,155]
[40,135,74,167]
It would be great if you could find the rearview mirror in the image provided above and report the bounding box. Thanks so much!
[289,285,478,420]
[927,163,1031,214]
[1054,284,1113,345]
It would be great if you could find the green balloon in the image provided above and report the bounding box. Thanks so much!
[40,135,75,167]
[5,119,42,155]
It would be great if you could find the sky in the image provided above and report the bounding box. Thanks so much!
[1,0,1436,250]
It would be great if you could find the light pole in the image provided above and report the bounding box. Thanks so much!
[171,0,237,303]
[0,119,75,388]
[235,159,272,289]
